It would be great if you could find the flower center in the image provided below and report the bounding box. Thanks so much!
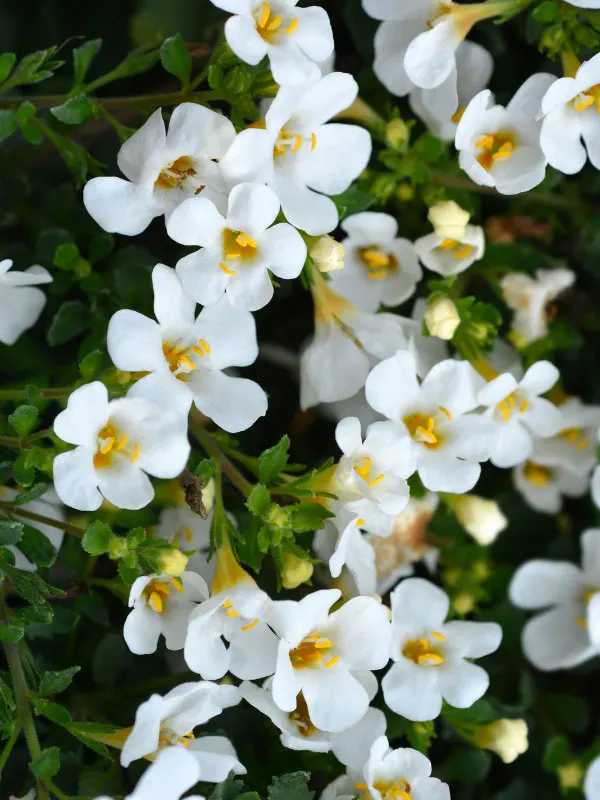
[143,576,184,613]
[288,693,316,737]
[476,132,515,171]
[221,599,260,631]
[403,407,452,450]
[155,156,203,192]
[289,632,338,670]
[495,391,529,422]
[254,1,298,40]
[273,125,318,158]
[93,423,140,469]
[402,632,446,666]
[162,338,211,379]
[358,247,399,280]
[576,589,599,628]
[573,85,600,112]
[523,460,553,487]
[159,728,196,748]
[437,238,473,259]
[220,228,258,276]
[355,779,412,800]
[353,456,385,488]
[559,427,589,450]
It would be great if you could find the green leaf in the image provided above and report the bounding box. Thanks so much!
[51,93,95,125]
[29,746,60,779]
[246,484,271,517]
[73,39,102,86]
[39,666,81,696]
[160,34,192,86]
[194,457,217,483]
[0,520,24,546]
[258,435,290,485]
[65,722,112,758]
[11,483,48,505]
[439,748,491,782]
[108,43,161,83]
[290,502,334,532]
[12,453,35,488]
[210,774,247,800]
[8,47,62,87]
[18,525,58,567]
[331,186,372,221]
[8,404,38,437]
[268,772,314,800]
[79,349,104,380]
[0,624,24,643]
[208,65,225,90]
[82,521,112,556]
[413,132,445,163]
[47,300,89,346]
[34,698,72,725]
[50,134,90,184]
[54,242,81,270]
[532,0,559,21]
[407,720,436,754]
[224,65,255,95]
[544,735,571,771]
[0,53,16,83]
[0,110,17,142]
[0,676,15,710]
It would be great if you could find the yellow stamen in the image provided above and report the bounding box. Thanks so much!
[354,456,372,480]
[258,2,270,27]
[438,405,452,420]
[148,591,163,613]
[183,525,193,543]
[241,619,259,631]
[223,600,233,608]
[355,785,368,792]
[220,262,237,275]
[311,132,317,150]
[368,474,384,488]
[226,609,241,618]
[190,346,205,358]
[179,354,196,370]
[575,94,595,112]
[169,577,185,593]
[198,338,211,354]
[324,655,339,668]
[356,518,365,527]
[267,14,282,30]
[314,639,333,649]
[100,437,115,455]
[115,434,128,451]
[576,616,587,628]
[130,443,140,464]
[286,17,299,34]
[431,631,447,641]
[236,232,257,248]
[292,134,303,153]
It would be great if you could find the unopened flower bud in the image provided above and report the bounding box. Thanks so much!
[266,504,291,529]
[424,298,461,340]
[448,494,508,545]
[386,118,410,150]
[281,551,314,589]
[453,592,475,615]
[396,183,414,202]
[558,761,584,791]
[476,719,529,764]
[157,548,188,577]
[310,236,345,273]
[202,477,216,515]
[428,200,470,239]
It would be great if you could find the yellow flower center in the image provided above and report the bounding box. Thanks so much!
[353,456,385,488]
[358,246,399,281]
[402,632,446,666]
[159,729,196,748]
[273,126,318,158]
[254,1,299,40]
[221,599,260,631]
[143,576,184,613]
[495,392,529,422]
[403,407,452,450]
[288,693,316,737]
[559,427,589,450]
[573,84,600,113]
[438,239,473,259]
[289,632,339,670]
[476,132,515,171]
[523,460,553,487]
[576,589,599,628]
[162,338,211,379]
[93,423,140,469]
[355,779,413,800]
[155,156,201,192]
[219,228,258,276]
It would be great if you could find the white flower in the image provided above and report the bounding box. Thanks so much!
[121,681,243,781]
[501,267,575,346]
[415,224,485,277]
[476,361,564,468]
[585,757,600,800]
[84,105,234,236]
[327,212,422,313]
[96,747,203,800]
[240,678,385,768]
[455,73,555,195]
[154,506,215,584]
[446,494,507,545]
[268,589,391,732]
[409,41,493,142]
[184,545,279,681]
[476,719,529,764]
[0,260,52,346]
[220,73,371,235]
[167,183,306,311]
[124,571,209,655]
[382,578,501,721]
[0,487,64,572]
[53,382,190,511]
[532,397,600,476]
[310,235,345,273]
[107,265,267,432]
[365,350,490,493]
[424,298,461,340]
[321,736,450,800]
[540,53,600,174]
[509,529,600,670]
[210,0,333,86]
[514,457,590,515]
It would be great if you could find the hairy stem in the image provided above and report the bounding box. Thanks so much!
[189,419,253,498]
[0,721,21,775]
[0,89,220,111]
[3,507,84,539]
[0,387,71,401]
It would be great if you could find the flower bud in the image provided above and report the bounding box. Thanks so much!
[453,592,475,615]
[281,551,314,590]
[202,477,216,515]
[558,761,584,791]
[157,548,188,577]
[424,298,461,340]
[386,118,410,150]
[448,494,508,545]
[428,200,470,239]
[396,183,415,202]
[476,719,529,764]
[310,236,345,273]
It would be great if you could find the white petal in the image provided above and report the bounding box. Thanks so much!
[190,371,267,433]
[342,211,398,242]
[107,310,163,372]
[520,360,559,395]
[226,265,274,311]
[489,421,532,469]
[302,667,370,733]
[117,108,166,182]
[272,171,339,235]
[268,42,321,87]
[295,72,359,127]
[418,454,480,494]
[522,604,595,671]
[335,416,363,455]
[0,286,47,345]
[176,250,229,307]
[390,577,449,632]
[582,529,600,581]
[53,382,108,447]
[382,659,443,722]
[166,196,225,247]
[365,350,420,420]
[420,359,480,417]
[404,20,460,90]
[167,102,236,159]
[509,560,584,609]
[123,605,164,655]
[330,708,387,770]
[83,177,157,235]
[220,129,275,187]
[128,370,193,417]
[53,449,102,511]
[436,660,489,708]
[540,111,586,175]
[121,694,162,766]
[97,459,155,510]
[224,13,269,65]
[189,735,245,781]
[330,595,391,670]
[294,6,334,62]
[227,182,280,233]
[194,296,259,368]
[442,621,502,659]
[133,746,201,800]
[261,223,307,279]
[298,124,372,196]
[373,21,420,98]
[228,621,279,679]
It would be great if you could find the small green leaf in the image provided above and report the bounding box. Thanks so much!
[82,521,112,556]
[413,132,445,163]
[0,676,15,710]
[12,452,35,487]
[0,109,17,142]
[51,93,95,125]
[108,43,161,83]
[8,404,38,437]
[73,39,102,86]
[47,300,89,346]
[224,65,255,95]
[30,746,60,779]
[34,698,72,725]
[0,624,24,643]
[160,34,192,86]
[290,502,335,532]
[39,666,81,696]
[268,772,314,800]
[18,525,58,568]
[246,484,271,517]
[532,1,558,21]
[0,520,24,546]
[194,457,217,483]
[54,242,81,270]
[544,735,571,771]
[79,349,104,380]
[331,186,372,221]
[65,721,113,758]
[0,53,16,84]
[258,435,290,485]
[11,483,49,505]
[210,774,247,800]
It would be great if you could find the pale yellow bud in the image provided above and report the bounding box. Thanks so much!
[202,478,216,514]
[558,761,584,791]
[428,200,470,239]
[282,552,314,590]
[424,298,461,340]
[310,236,345,273]
[476,719,529,764]
[453,592,475,615]
[386,118,410,150]
[448,494,508,545]
[157,549,188,577]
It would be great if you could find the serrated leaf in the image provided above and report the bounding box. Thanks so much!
[0,624,24,643]
[194,457,217,483]
[268,772,314,800]
[290,502,335,532]
[18,525,58,568]
[160,34,192,86]
[51,93,95,125]
[12,453,35,488]
[65,722,113,758]
[8,404,38,437]
[0,676,15,710]
[47,300,89,346]
[34,698,72,725]
[210,774,247,800]
[0,109,17,142]
[0,520,24,546]
[73,39,102,86]
[258,436,290,485]
[39,666,80,696]
[82,520,112,556]
[246,484,271,517]
[11,483,48,505]
[0,53,16,84]
[29,746,60,779]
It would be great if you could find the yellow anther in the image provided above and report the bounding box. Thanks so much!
[576,616,588,628]
[100,437,115,455]
[575,94,595,111]
[417,652,444,665]
[311,132,317,150]
[453,244,473,259]
[220,262,237,275]
[362,249,390,268]
[431,631,447,641]
[368,473,384,488]
[179,355,196,370]
[440,238,459,251]
[130,443,140,464]
[267,14,282,30]
[223,600,233,608]
[286,17,299,34]
[324,655,339,668]
[356,518,365,527]
[115,434,128,451]
[292,134,303,153]
[183,525,193,543]
[169,577,185,593]
[190,346,205,358]
[438,405,452,420]
[416,425,437,445]
[241,619,259,632]
[476,134,495,149]
[520,399,529,412]
[355,784,368,792]
[584,589,597,602]
[314,639,333,649]
[226,609,241,618]
[492,142,513,161]
[523,460,553,487]
[148,591,163,613]
[258,2,270,27]
[236,232,257,248]
[354,456,372,480]
[198,338,211,354]
[367,270,388,280]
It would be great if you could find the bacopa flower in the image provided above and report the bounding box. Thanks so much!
[365,350,491,493]
[167,183,306,311]
[327,212,422,313]
[96,747,203,800]
[415,219,485,277]
[83,104,235,235]
[155,506,214,584]
[240,679,385,768]
[409,41,493,143]
[321,736,450,800]
[124,571,209,655]
[509,529,600,670]
[476,361,564,469]
[210,0,333,86]
[220,72,372,235]
[455,73,555,195]
[514,457,590,515]
[121,681,243,781]
[501,267,575,347]
[532,397,600,476]
[107,265,268,432]
[53,382,190,511]
[0,259,52,346]
[382,578,501,721]
[586,757,600,800]
[268,589,391,732]
[0,487,64,572]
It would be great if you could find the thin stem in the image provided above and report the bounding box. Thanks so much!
[0,89,220,111]
[5,507,84,539]
[0,429,53,449]
[189,419,253,498]
[46,779,80,800]
[0,721,21,775]
[0,387,72,401]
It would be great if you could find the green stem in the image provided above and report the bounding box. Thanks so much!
[0,429,53,449]
[0,89,220,111]
[189,418,253,498]
[0,721,21,775]
[0,387,71,401]
[4,507,84,539]
[46,779,80,800]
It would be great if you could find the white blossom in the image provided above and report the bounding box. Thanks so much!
[0,260,52,346]
[514,457,589,515]
[415,224,485,277]
[154,506,215,584]
[532,397,600,476]
[95,747,204,800]
[585,756,600,800]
